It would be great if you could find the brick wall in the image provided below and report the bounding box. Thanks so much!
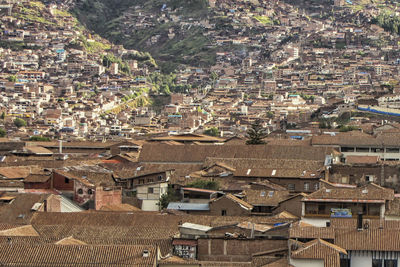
[52,171,74,191]
[95,186,122,210]
[274,194,303,217]
[209,196,251,216]
[197,239,287,262]
[24,180,51,189]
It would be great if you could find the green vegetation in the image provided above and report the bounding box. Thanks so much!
[186,180,219,190]
[72,0,215,71]
[7,76,17,82]
[157,186,180,210]
[373,11,400,34]
[79,35,111,54]
[246,120,267,145]
[0,41,41,51]
[0,128,6,138]
[254,16,273,25]
[15,2,54,25]
[148,72,192,95]
[203,127,219,137]
[14,118,27,128]
[102,54,131,75]
[339,125,359,132]
[29,136,51,141]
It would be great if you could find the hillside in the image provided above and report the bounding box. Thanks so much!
[72,0,215,72]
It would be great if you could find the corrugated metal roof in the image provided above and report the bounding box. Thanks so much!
[180,222,212,232]
[167,202,210,211]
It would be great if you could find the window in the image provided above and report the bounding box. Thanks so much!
[221,210,227,216]
[158,175,163,181]
[77,188,83,194]
[356,147,369,152]
[288,184,295,191]
[139,179,144,184]
[318,204,325,214]
[373,259,383,267]
[88,189,93,195]
[314,183,319,190]
[386,148,400,153]
[148,188,154,194]
[340,259,350,267]
[341,147,355,152]
[304,182,310,191]
[365,175,374,182]
[371,147,383,153]
[384,259,397,267]
[65,178,69,184]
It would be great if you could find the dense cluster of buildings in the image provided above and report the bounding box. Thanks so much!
[0,130,398,265]
[1,0,400,266]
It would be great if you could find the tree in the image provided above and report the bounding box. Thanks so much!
[0,128,6,137]
[7,75,16,82]
[186,180,219,190]
[203,127,219,137]
[157,186,180,210]
[14,118,27,128]
[246,120,267,145]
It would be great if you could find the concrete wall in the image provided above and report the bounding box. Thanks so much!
[300,217,330,227]
[74,179,94,206]
[141,199,159,211]
[290,259,324,267]
[45,194,61,212]
[350,251,372,267]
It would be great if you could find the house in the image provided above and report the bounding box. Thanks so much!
[301,183,394,226]
[243,189,291,214]
[209,194,253,216]
[136,180,168,211]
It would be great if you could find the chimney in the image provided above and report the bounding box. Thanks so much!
[357,212,363,231]
[59,140,62,154]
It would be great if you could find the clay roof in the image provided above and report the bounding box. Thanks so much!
[303,183,394,202]
[0,225,39,237]
[0,193,48,224]
[99,204,141,212]
[234,168,322,179]
[55,236,87,245]
[150,133,224,142]
[139,144,332,163]
[0,167,31,179]
[203,158,324,173]
[289,224,335,240]
[312,131,400,147]
[222,194,253,210]
[25,146,54,155]
[291,239,346,267]
[23,174,51,183]
[335,229,400,251]
[0,244,157,266]
[346,155,380,164]
[244,189,291,206]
